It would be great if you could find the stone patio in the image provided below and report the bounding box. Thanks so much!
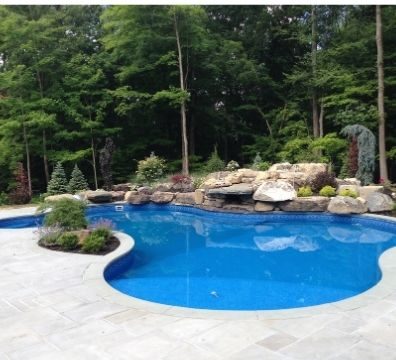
[1,207,396,359]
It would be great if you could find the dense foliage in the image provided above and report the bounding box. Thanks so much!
[68,165,89,194]
[43,199,87,230]
[47,162,68,195]
[1,5,396,197]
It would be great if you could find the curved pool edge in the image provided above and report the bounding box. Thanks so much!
[82,212,396,320]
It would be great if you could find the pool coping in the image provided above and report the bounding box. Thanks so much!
[82,212,396,320]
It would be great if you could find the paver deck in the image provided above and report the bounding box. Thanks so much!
[1,207,396,359]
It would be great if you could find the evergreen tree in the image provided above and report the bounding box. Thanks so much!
[68,164,89,193]
[47,162,68,195]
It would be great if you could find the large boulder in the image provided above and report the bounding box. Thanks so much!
[151,191,174,204]
[112,183,132,192]
[366,193,394,212]
[201,178,232,190]
[327,196,367,214]
[253,180,297,202]
[174,192,195,205]
[207,183,254,197]
[44,193,76,202]
[125,191,151,204]
[85,190,113,203]
[110,191,125,202]
[279,196,330,212]
[291,163,327,175]
[359,185,384,200]
[336,178,361,187]
[154,183,173,192]
[268,162,293,171]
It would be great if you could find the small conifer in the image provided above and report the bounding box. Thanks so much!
[68,164,89,193]
[47,162,68,195]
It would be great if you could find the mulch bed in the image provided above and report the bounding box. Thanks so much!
[38,236,120,255]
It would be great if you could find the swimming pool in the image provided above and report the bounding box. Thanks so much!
[2,204,396,310]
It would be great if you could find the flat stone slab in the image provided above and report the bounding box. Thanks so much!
[279,196,330,212]
[207,184,254,196]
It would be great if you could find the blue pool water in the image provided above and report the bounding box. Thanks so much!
[3,205,396,310]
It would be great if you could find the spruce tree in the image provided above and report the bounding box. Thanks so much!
[47,162,68,195]
[68,165,89,194]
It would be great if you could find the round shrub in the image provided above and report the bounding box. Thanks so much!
[205,147,225,173]
[297,186,313,197]
[310,171,337,193]
[339,188,358,198]
[136,153,166,184]
[225,160,240,171]
[44,199,87,230]
[319,185,337,197]
[82,233,105,253]
[91,227,111,240]
[57,233,79,250]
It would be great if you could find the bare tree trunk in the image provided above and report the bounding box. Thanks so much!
[311,6,319,138]
[376,5,388,182]
[23,122,32,196]
[91,130,98,190]
[174,11,189,175]
[319,101,324,138]
[36,70,49,184]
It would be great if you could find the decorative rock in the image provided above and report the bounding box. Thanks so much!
[170,183,195,193]
[268,163,292,171]
[201,178,232,190]
[151,191,174,204]
[137,186,154,195]
[254,171,271,182]
[366,193,394,212]
[174,192,195,205]
[112,183,132,192]
[202,198,225,208]
[327,196,367,214]
[359,185,384,200]
[222,204,254,212]
[237,168,259,178]
[279,196,330,212]
[224,172,243,184]
[207,184,254,196]
[44,194,76,202]
[154,183,173,192]
[336,178,361,187]
[337,184,360,195]
[253,180,297,202]
[254,202,275,212]
[125,191,151,204]
[110,191,125,201]
[85,190,113,203]
[291,163,327,175]
[194,189,205,205]
[204,171,230,180]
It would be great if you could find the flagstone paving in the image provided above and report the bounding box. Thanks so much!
[1,208,396,359]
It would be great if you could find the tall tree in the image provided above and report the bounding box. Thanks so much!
[376,5,388,182]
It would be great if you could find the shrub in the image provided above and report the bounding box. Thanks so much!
[68,165,89,193]
[37,225,63,246]
[0,192,8,206]
[339,188,358,198]
[205,147,225,173]
[47,162,68,195]
[310,171,337,193]
[82,233,105,253]
[9,162,31,204]
[251,153,270,171]
[225,160,240,171]
[57,233,79,250]
[170,174,191,185]
[319,186,337,197]
[297,186,313,197]
[136,152,166,184]
[44,199,87,230]
[192,174,205,189]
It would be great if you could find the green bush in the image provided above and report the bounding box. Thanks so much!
[251,153,271,171]
[319,186,337,197]
[205,147,225,173]
[297,186,313,197]
[310,171,338,193]
[225,160,240,171]
[44,199,87,230]
[57,233,79,250]
[0,192,9,206]
[339,188,358,198]
[91,227,111,239]
[82,233,105,253]
[136,152,166,184]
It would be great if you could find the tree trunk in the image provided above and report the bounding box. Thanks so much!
[36,70,49,184]
[174,11,189,175]
[311,6,319,138]
[22,122,32,196]
[319,101,324,138]
[376,5,388,182]
[91,131,98,190]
